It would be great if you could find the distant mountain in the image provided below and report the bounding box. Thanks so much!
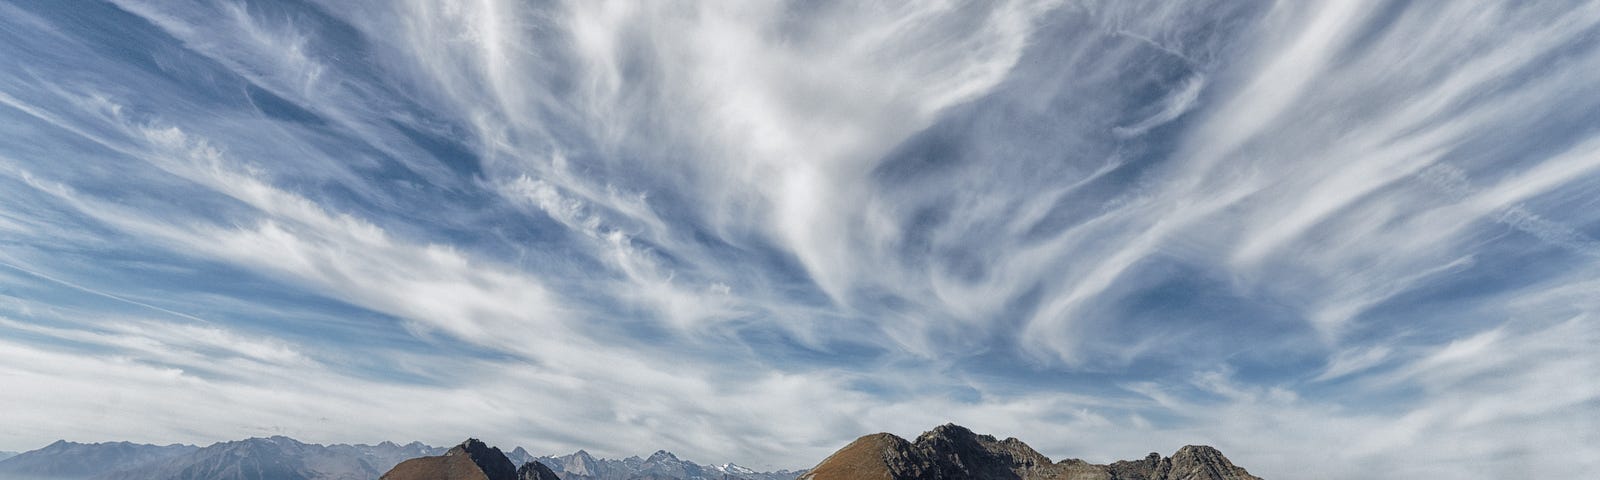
[1,436,800,480]
[0,440,197,479]
[0,437,442,480]
[518,448,802,480]
[799,424,1262,480]
[0,451,18,461]
[97,436,445,480]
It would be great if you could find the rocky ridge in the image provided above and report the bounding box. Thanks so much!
[380,439,568,480]
[0,437,798,480]
[97,435,443,480]
[511,447,802,480]
[799,424,1261,480]
[0,440,198,479]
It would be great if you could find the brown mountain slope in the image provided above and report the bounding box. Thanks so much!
[798,424,1261,480]
[800,433,909,480]
[381,439,517,480]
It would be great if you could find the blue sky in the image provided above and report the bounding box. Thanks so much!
[1,0,1597,477]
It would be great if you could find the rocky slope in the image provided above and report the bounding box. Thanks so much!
[0,440,198,479]
[383,439,518,480]
[799,424,1261,480]
[381,439,564,480]
[519,461,563,480]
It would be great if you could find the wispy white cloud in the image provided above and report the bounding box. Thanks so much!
[0,0,1597,477]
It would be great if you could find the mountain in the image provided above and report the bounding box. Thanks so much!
[518,461,562,480]
[97,436,445,480]
[382,438,519,480]
[0,451,18,461]
[0,440,197,479]
[526,448,802,480]
[1,436,798,480]
[798,424,1262,480]
[381,439,564,480]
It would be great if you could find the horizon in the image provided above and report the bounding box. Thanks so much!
[4,436,800,469]
[0,423,1242,472]
[1,1,1597,479]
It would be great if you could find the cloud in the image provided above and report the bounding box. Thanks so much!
[0,1,1597,477]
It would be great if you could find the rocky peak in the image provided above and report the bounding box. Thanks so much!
[552,449,603,476]
[801,424,1262,480]
[383,438,518,480]
[517,460,562,480]
[453,438,518,480]
[720,462,757,475]
[1166,445,1256,480]
[645,449,679,463]
[913,424,980,445]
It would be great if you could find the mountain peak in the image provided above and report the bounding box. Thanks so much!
[719,462,758,475]
[0,440,199,479]
[801,424,1261,480]
[384,438,517,480]
[516,460,562,480]
[918,423,975,441]
[645,449,679,462]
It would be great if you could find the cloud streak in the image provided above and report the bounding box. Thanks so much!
[1,1,1597,478]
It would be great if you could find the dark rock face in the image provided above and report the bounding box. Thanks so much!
[517,461,562,480]
[460,439,519,480]
[903,424,1052,480]
[382,439,518,480]
[0,440,197,479]
[799,424,1263,480]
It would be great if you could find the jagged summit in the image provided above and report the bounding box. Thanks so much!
[382,439,596,480]
[517,459,562,480]
[800,424,1262,480]
[383,438,520,480]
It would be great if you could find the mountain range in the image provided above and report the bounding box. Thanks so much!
[800,424,1260,480]
[0,438,797,480]
[1,424,1262,480]
[380,439,530,480]
[507,448,801,480]
[0,440,199,480]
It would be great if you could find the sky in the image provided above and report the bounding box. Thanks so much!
[0,0,1596,478]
